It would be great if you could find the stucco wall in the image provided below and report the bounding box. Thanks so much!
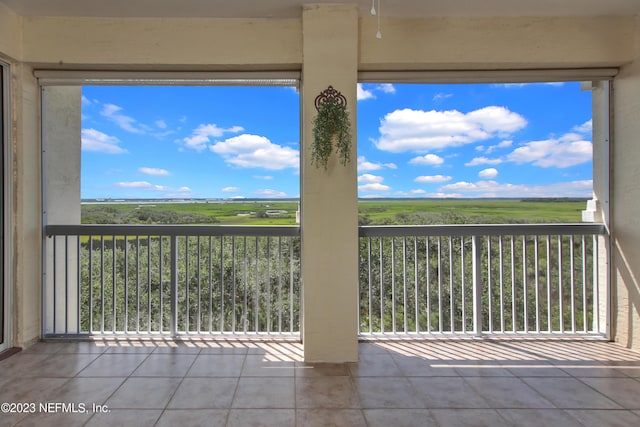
[612,20,640,351]
[0,3,21,61]
[359,17,637,70]
[22,17,302,69]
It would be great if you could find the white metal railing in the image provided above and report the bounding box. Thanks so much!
[359,224,609,337]
[43,225,301,337]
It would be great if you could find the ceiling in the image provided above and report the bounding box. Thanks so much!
[1,0,639,19]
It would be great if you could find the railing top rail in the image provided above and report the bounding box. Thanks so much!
[359,223,608,238]
[46,224,301,237]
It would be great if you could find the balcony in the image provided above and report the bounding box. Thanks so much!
[1,339,639,426]
[44,223,608,340]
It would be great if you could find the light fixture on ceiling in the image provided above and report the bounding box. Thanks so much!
[371,0,382,39]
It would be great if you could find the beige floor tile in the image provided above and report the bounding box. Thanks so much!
[577,377,640,409]
[553,361,629,377]
[241,354,295,377]
[0,354,51,377]
[103,343,158,354]
[21,342,66,354]
[131,354,196,377]
[391,354,459,377]
[452,360,515,377]
[296,409,366,427]
[167,377,237,409]
[506,361,571,377]
[565,409,640,427]
[497,409,583,427]
[231,377,295,408]
[464,377,554,408]
[47,377,125,405]
[409,377,490,408]
[294,362,350,377]
[84,409,162,427]
[296,376,360,408]
[156,409,228,427]
[105,377,182,409]
[77,353,149,377]
[55,342,110,354]
[430,409,512,427]
[152,342,203,354]
[523,377,622,409]
[187,354,246,377]
[21,354,99,378]
[354,377,423,409]
[358,343,391,355]
[0,378,70,403]
[15,411,93,427]
[227,409,295,427]
[363,409,438,427]
[348,354,402,377]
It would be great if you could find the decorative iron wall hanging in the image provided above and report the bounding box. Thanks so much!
[311,86,352,169]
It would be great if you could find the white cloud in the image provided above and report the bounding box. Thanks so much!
[211,134,299,170]
[414,175,452,183]
[359,183,391,192]
[101,104,147,134]
[433,93,453,102]
[222,186,241,193]
[465,157,503,166]
[506,133,592,168]
[409,154,445,166]
[253,175,274,180]
[183,123,244,152]
[573,119,593,134]
[357,156,397,172]
[138,167,170,176]
[81,128,128,154]
[155,120,168,129]
[440,179,592,198]
[255,189,287,197]
[486,140,513,154]
[81,95,93,106]
[113,181,193,197]
[357,84,375,101]
[358,174,385,184]
[376,106,527,153]
[376,84,396,94]
[479,168,499,179]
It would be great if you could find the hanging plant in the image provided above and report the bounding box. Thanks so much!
[312,86,352,169]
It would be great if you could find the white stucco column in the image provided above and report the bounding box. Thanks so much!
[42,86,81,334]
[301,4,359,362]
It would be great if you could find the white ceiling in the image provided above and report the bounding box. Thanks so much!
[1,0,639,19]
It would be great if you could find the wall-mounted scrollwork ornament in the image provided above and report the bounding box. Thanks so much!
[312,85,352,169]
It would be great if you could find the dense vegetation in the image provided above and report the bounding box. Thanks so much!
[55,199,596,336]
[81,199,587,226]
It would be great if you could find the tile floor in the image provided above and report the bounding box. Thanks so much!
[0,339,639,426]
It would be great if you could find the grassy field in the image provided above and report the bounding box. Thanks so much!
[81,199,588,225]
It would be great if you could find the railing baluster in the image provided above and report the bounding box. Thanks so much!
[403,237,408,333]
[534,235,540,333]
[158,236,162,333]
[197,236,201,333]
[472,235,482,337]
[414,236,419,333]
[426,236,431,333]
[461,236,466,334]
[367,237,373,334]
[65,235,69,334]
[438,236,443,333]
[510,235,516,333]
[546,235,552,332]
[570,235,576,333]
[136,236,140,334]
[487,236,492,333]
[449,236,454,333]
[214,236,218,333]
[170,236,178,336]
[391,237,396,334]
[89,235,93,333]
[582,235,588,333]
[523,235,528,333]
[499,236,504,333]
[113,234,116,333]
[147,235,151,334]
[558,235,564,334]
[243,236,248,333]
[100,236,105,334]
[278,237,283,334]
[185,235,189,333]
[380,238,384,333]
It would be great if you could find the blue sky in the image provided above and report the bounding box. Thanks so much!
[81,82,593,199]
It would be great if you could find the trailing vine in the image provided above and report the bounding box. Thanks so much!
[312,86,352,169]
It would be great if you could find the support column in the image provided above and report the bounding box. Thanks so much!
[42,86,81,334]
[301,4,359,362]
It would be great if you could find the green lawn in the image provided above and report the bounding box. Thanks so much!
[81,199,587,225]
